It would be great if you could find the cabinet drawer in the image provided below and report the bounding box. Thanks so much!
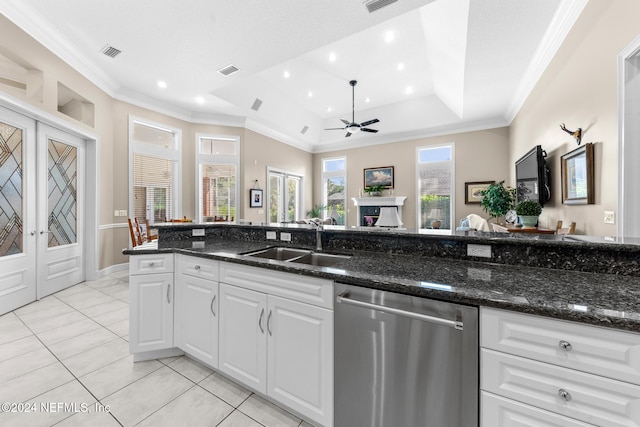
[129,254,174,275]
[482,349,640,427]
[481,308,640,385]
[176,255,218,281]
[220,262,333,309]
[482,392,595,427]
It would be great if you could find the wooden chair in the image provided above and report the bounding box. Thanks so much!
[144,219,158,241]
[556,220,576,235]
[128,218,142,247]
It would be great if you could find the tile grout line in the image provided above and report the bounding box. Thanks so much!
[11,303,125,426]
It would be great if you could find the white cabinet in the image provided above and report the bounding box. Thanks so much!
[175,255,219,367]
[267,294,333,426]
[219,262,333,427]
[129,253,175,355]
[219,283,268,391]
[481,307,640,427]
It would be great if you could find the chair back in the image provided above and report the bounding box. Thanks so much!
[556,220,576,235]
[127,218,140,247]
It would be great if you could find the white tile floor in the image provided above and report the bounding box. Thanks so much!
[0,271,314,427]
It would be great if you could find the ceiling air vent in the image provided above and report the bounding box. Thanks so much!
[100,45,122,58]
[363,0,397,13]
[217,64,239,76]
[251,98,263,111]
[300,125,309,135]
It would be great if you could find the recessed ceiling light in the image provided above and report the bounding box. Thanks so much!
[283,70,290,78]
[397,63,405,71]
[327,107,332,112]
[308,91,313,98]
[329,52,337,62]
[195,96,205,104]
[365,97,371,103]
[157,80,167,88]
[385,31,394,43]
[405,86,413,94]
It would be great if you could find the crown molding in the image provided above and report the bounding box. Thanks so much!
[0,1,120,96]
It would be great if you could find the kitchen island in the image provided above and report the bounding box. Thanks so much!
[124,223,640,427]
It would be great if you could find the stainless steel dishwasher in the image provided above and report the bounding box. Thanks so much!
[334,283,478,427]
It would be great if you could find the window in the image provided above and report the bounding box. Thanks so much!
[417,145,454,232]
[196,135,239,222]
[267,168,303,224]
[129,118,181,224]
[322,157,346,225]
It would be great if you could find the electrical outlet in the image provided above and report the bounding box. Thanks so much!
[280,232,292,242]
[266,231,277,240]
[467,244,491,258]
[192,229,205,237]
[604,211,615,224]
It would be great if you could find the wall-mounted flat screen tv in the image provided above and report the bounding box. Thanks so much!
[515,145,551,207]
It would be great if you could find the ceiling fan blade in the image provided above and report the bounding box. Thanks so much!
[345,132,352,137]
[361,128,379,133]
[340,119,350,125]
[324,127,345,130]
[360,118,379,127]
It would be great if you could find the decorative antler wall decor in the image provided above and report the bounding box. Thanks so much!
[559,123,582,145]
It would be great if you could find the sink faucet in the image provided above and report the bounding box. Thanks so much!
[313,222,324,251]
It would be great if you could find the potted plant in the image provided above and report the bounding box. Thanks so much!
[306,204,326,218]
[364,185,385,197]
[515,199,542,227]
[480,181,516,223]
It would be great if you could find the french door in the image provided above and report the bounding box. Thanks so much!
[267,169,302,224]
[0,107,85,314]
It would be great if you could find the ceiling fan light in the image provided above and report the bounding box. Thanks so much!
[347,124,361,133]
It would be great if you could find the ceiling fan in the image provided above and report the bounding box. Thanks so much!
[325,80,380,138]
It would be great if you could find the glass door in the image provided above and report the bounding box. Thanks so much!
[267,169,302,225]
[0,106,36,314]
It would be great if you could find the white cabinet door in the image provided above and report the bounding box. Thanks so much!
[130,273,174,353]
[219,283,268,393]
[267,295,333,427]
[175,273,219,367]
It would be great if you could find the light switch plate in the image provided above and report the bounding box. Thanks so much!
[119,209,128,217]
[604,211,615,224]
[114,210,120,217]
[192,229,205,237]
[280,232,292,242]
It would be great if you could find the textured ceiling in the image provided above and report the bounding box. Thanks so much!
[0,0,587,152]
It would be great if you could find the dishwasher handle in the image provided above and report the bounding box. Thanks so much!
[336,292,464,331]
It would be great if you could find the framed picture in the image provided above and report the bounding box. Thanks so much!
[363,166,394,189]
[465,181,494,204]
[561,143,594,205]
[249,189,263,208]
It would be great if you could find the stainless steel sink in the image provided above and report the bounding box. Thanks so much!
[292,252,351,267]
[243,247,350,267]
[244,247,311,261]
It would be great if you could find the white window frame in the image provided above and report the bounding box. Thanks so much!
[321,156,347,225]
[195,133,240,223]
[267,167,304,224]
[416,143,455,234]
[128,116,182,224]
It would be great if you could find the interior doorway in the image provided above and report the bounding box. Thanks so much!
[618,35,640,238]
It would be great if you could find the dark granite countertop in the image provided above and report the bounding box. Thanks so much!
[125,239,640,333]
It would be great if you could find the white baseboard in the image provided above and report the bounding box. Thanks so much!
[98,262,129,278]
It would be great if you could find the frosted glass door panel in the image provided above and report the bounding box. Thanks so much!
[0,121,23,256]
[47,139,77,247]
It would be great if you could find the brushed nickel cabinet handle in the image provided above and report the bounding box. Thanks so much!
[558,388,572,402]
[210,295,216,316]
[258,308,265,334]
[559,340,572,351]
[267,310,273,336]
